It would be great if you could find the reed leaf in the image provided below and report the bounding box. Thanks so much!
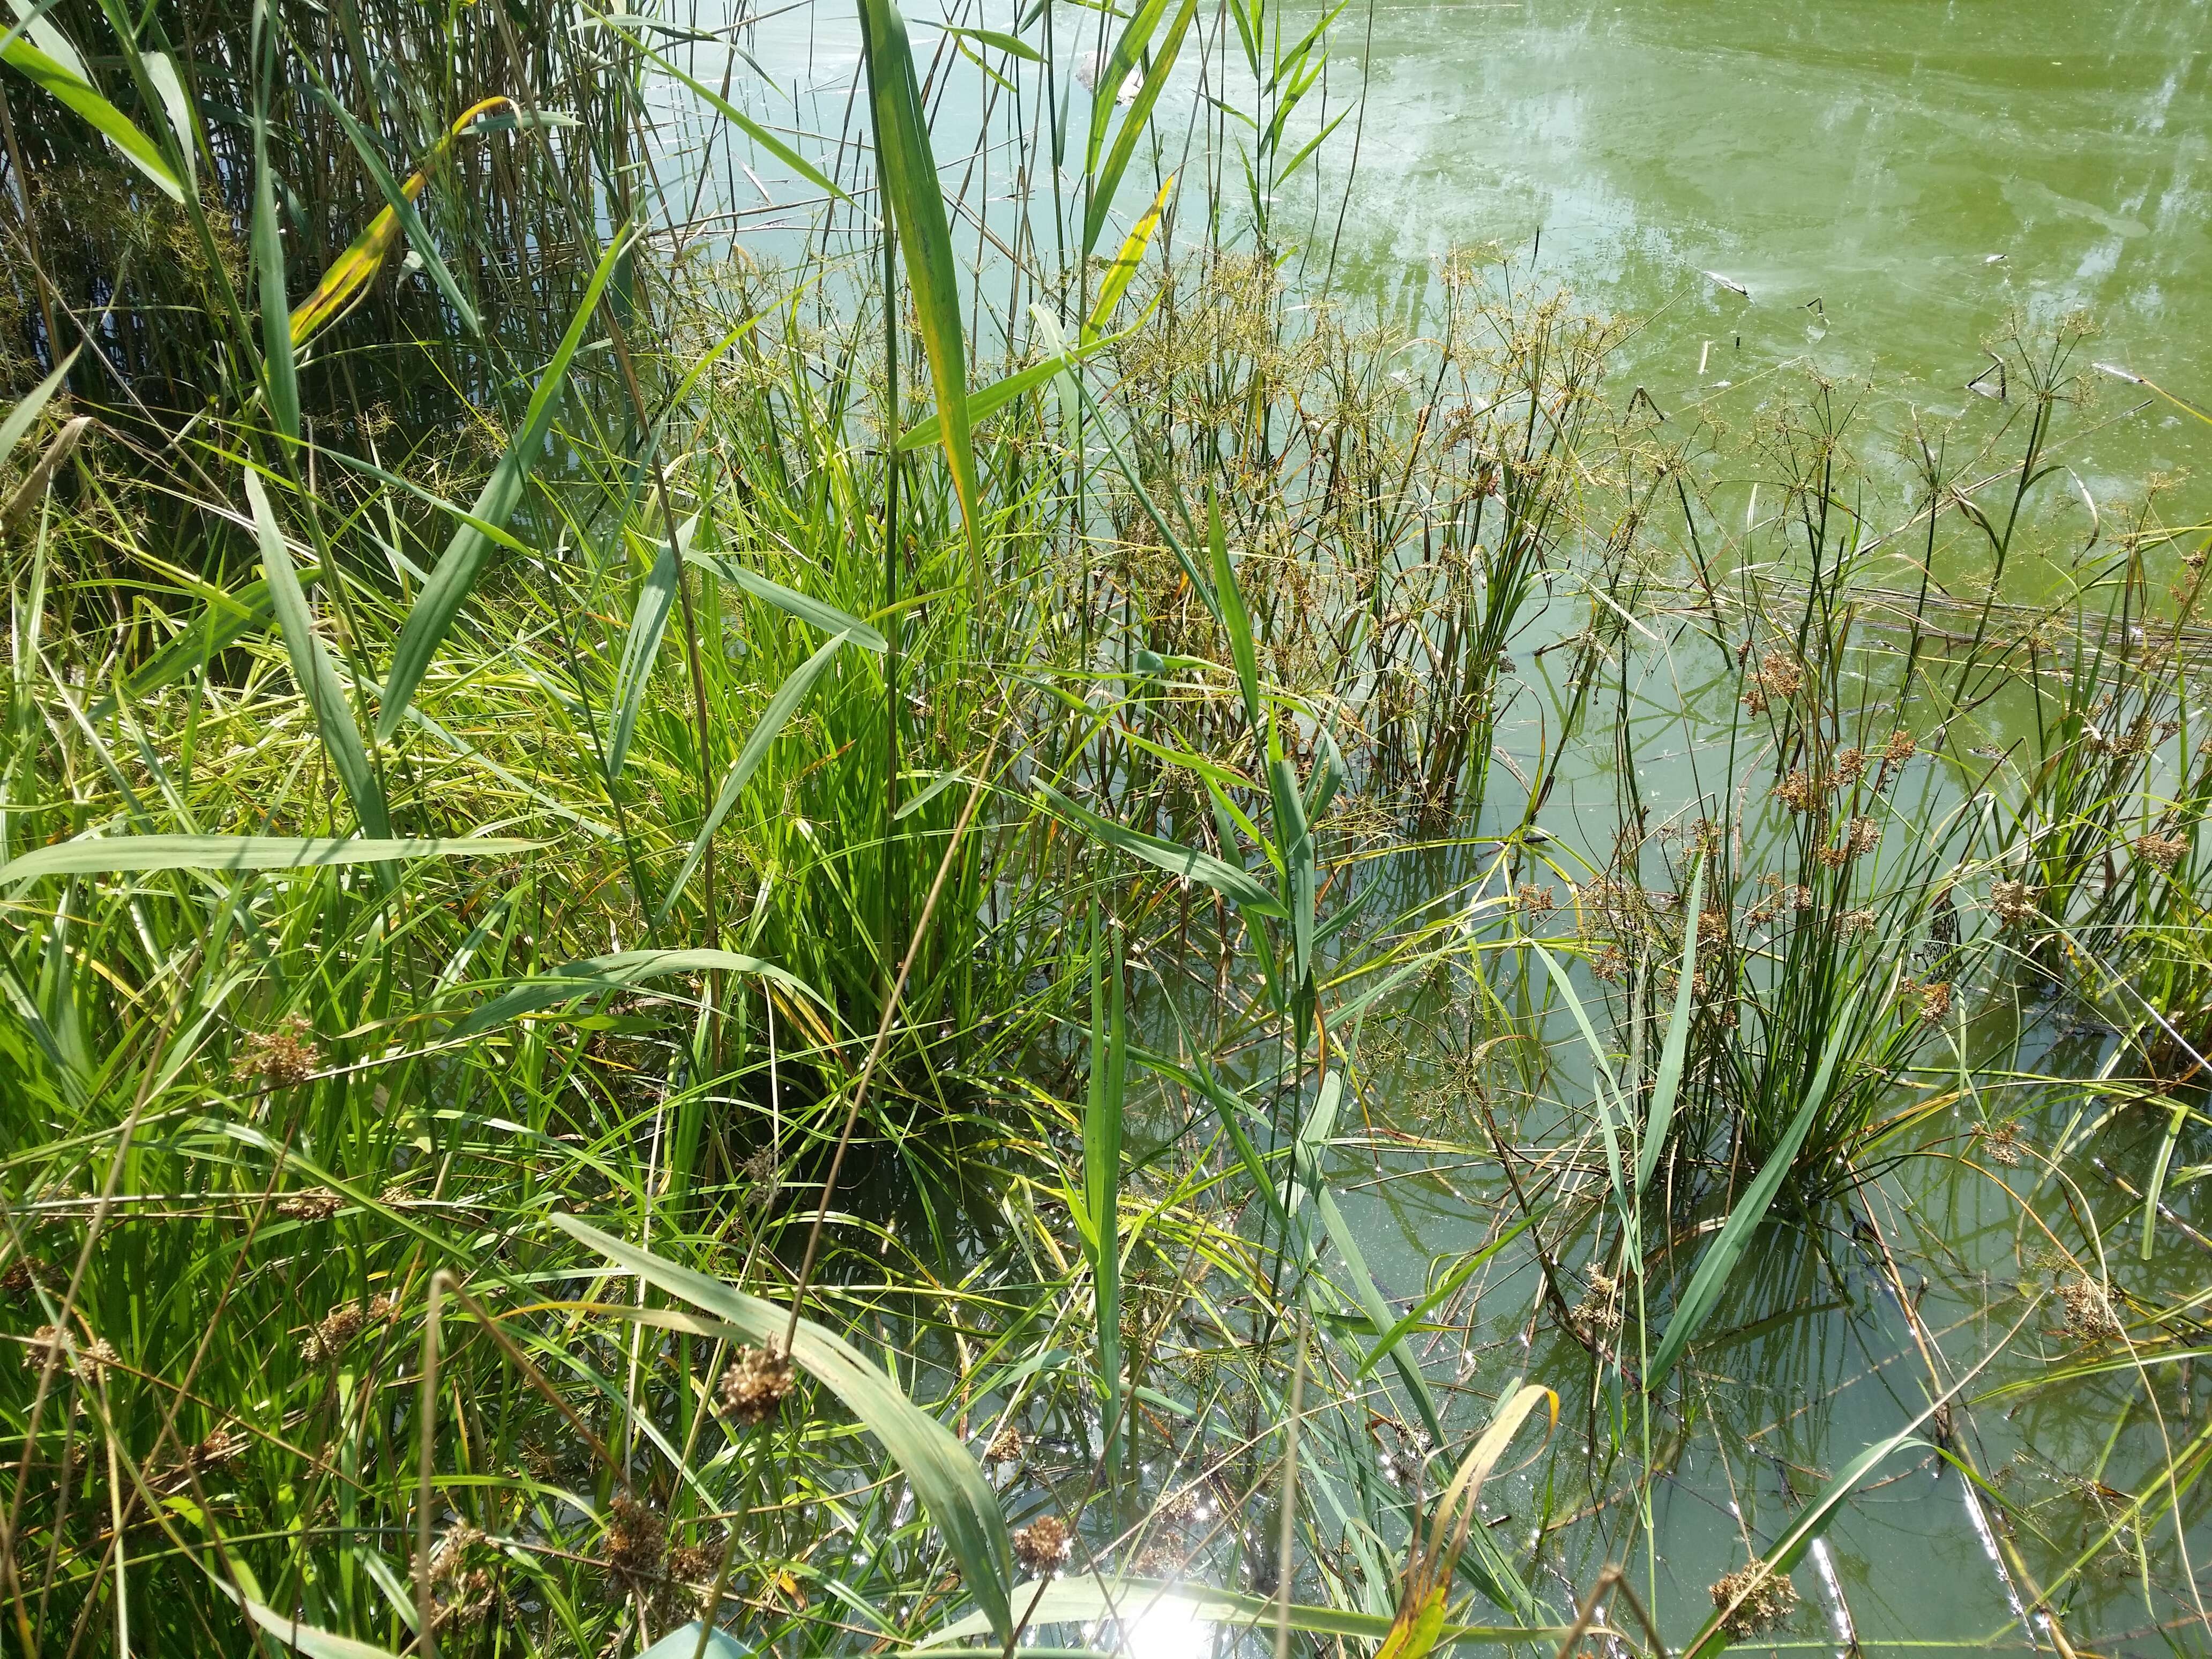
[290,95,516,348]
[0,835,540,883]
[0,346,78,466]
[607,515,696,780]
[856,0,984,594]
[1082,0,1197,258]
[1,36,182,202]
[656,629,854,925]
[1035,780,1286,917]
[454,948,820,1036]
[695,555,889,652]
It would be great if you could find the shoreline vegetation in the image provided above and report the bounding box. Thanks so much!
[3,1,2208,1655]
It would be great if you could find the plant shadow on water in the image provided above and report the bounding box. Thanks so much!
[1,0,2208,1655]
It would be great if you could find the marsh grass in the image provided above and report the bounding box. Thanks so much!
[2,2,2209,1655]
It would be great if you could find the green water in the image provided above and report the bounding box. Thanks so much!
[1324,0,2212,490]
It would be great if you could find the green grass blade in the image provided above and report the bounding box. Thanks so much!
[1530,942,1627,1210]
[1083,0,1171,173]
[1266,723,1314,981]
[1035,780,1286,917]
[1634,861,1702,1195]
[89,577,273,720]
[695,554,888,652]
[656,630,853,925]
[250,9,297,441]
[1,37,182,202]
[552,1214,1017,1645]
[607,516,694,780]
[626,33,850,203]
[455,948,820,1037]
[895,318,1137,452]
[244,467,388,835]
[1644,990,1860,1391]
[376,227,627,740]
[1081,0,1197,258]
[1,345,79,465]
[0,835,539,883]
[1085,926,1127,1460]
[856,0,984,594]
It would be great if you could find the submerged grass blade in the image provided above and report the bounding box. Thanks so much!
[1635,861,1702,1194]
[1644,990,1862,1391]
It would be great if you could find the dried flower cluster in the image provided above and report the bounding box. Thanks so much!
[719,1342,796,1427]
[1904,980,1952,1022]
[1012,1514,1075,1576]
[1709,1561,1798,1638]
[601,1496,667,1581]
[1,1257,54,1303]
[1840,908,1877,938]
[1977,1120,2025,1167]
[668,1535,726,1583]
[1514,883,1557,917]
[275,1187,343,1222]
[1743,649,1804,713]
[1989,880,2041,925]
[1882,728,1917,765]
[2059,1276,2124,1343]
[23,1324,118,1380]
[301,1294,397,1364]
[431,1525,495,1627]
[985,1425,1026,1464]
[234,1015,321,1088]
[1774,769,1821,813]
[2134,832,2189,870]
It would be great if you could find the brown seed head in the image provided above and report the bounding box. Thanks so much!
[1990,880,2040,925]
[275,1187,343,1222]
[2134,832,2189,870]
[1833,747,1867,786]
[719,1342,796,1428]
[234,1015,320,1089]
[1755,650,1803,699]
[1773,770,1820,813]
[1710,1561,1798,1638]
[601,1496,667,1581]
[1882,729,1917,765]
[1013,1514,1075,1577]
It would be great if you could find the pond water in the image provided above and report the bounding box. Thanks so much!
[1319,0,2212,496]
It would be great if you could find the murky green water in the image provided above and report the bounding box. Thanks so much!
[1321,0,2212,493]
